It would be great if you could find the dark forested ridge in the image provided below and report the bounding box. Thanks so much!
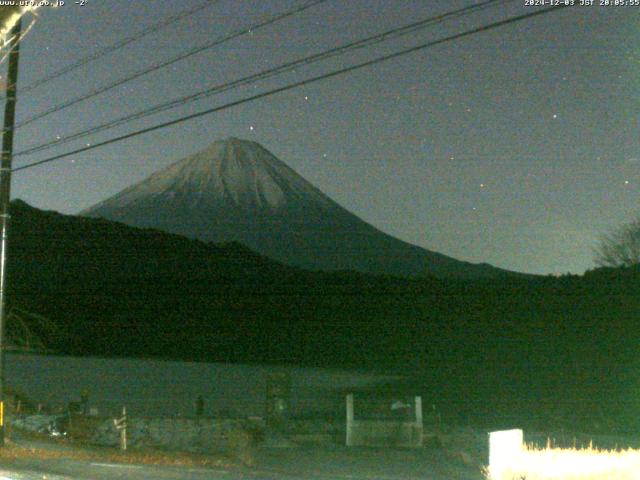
[8,200,640,431]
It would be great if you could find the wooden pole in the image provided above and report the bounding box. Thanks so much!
[0,17,21,446]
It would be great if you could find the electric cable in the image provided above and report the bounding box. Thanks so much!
[14,0,331,129]
[14,0,221,96]
[13,4,573,173]
[15,0,511,158]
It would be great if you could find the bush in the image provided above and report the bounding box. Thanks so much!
[226,426,256,466]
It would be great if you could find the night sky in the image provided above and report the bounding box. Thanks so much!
[6,0,639,275]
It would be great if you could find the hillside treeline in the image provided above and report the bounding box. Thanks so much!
[8,200,640,431]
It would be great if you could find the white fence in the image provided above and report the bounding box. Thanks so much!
[345,394,423,447]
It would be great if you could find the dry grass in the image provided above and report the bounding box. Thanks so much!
[6,410,259,470]
[0,437,234,469]
[486,443,640,480]
[63,414,105,441]
[226,426,257,467]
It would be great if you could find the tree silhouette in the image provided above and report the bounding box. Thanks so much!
[594,217,640,268]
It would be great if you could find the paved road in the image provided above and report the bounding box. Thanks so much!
[0,460,312,480]
[0,453,483,480]
[0,434,484,479]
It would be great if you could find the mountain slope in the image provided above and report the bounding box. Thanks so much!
[9,199,448,367]
[82,137,511,278]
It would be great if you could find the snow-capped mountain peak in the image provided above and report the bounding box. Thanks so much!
[82,137,510,278]
[88,137,332,214]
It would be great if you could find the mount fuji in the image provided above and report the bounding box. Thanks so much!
[81,137,510,278]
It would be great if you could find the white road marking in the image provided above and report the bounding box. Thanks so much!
[90,463,143,469]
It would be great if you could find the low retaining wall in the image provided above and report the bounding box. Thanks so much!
[92,417,343,451]
[92,417,260,451]
[10,413,344,451]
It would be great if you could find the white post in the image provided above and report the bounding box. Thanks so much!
[346,394,354,447]
[488,429,523,479]
[414,396,423,447]
[119,406,127,451]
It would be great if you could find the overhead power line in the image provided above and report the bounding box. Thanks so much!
[13,4,573,174]
[17,0,220,95]
[14,0,330,129]
[16,0,511,158]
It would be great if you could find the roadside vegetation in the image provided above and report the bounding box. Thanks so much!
[486,443,640,480]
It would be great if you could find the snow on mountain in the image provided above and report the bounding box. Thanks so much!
[82,137,510,278]
[88,137,333,213]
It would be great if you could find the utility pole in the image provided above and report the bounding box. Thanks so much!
[0,17,22,445]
